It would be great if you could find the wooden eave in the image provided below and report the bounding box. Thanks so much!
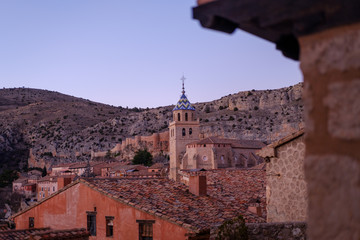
[193,0,360,60]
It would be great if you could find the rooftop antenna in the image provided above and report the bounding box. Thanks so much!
[181,74,186,94]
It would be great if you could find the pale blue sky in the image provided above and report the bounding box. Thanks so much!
[0,1,302,108]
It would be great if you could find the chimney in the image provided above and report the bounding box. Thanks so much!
[248,206,262,217]
[57,176,72,190]
[189,175,207,196]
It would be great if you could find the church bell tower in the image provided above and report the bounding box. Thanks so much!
[169,76,200,181]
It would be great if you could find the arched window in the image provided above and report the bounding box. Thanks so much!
[189,128,192,135]
[177,113,180,121]
[182,128,186,136]
[185,113,188,121]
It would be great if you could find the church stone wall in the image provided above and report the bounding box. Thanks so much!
[183,144,264,170]
[266,135,307,222]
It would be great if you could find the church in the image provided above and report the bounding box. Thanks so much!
[169,77,265,181]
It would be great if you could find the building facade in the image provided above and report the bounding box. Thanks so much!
[12,176,264,240]
[182,137,265,170]
[257,129,307,222]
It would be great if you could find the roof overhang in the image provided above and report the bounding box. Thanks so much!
[193,0,360,60]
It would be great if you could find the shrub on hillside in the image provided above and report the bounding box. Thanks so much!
[132,149,153,167]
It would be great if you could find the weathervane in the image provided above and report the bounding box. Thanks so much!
[181,74,186,94]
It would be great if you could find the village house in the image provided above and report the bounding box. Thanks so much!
[148,163,166,173]
[99,162,125,177]
[107,164,147,178]
[12,178,27,194]
[37,176,73,201]
[23,183,37,199]
[0,227,89,240]
[50,163,76,176]
[257,129,306,222]
[51,162,106,177]
[12,171,42,196]
[12,168,265,240]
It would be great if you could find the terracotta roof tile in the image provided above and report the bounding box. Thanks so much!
[27,228,89,239]
[0,228,50,240]
[81,169,265,232]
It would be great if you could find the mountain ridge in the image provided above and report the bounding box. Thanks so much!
[0,83,304,171]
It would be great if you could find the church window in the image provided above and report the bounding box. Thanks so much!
[182,128,186,136]
[204,144,206,147]
[189,128,192,135]
[177,113,180,121]
[185,113,188,121]
[221,155,225,163]
[203,156,208,161]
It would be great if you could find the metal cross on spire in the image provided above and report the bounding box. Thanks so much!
[181,74,186,94]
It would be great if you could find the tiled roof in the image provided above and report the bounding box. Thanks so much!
[0,224,10,231]
[149,163,165,169]
[28,228,89,239]
[13,178,28,184]
[37,176,58,183]
[0,228,50,240]
[184,169,266,218]
[12,170,265,234]
[99,162,125,169]
[188,136,266,149]
[0,228,89,240]
[257,128,304,158]
[173,94,195,111]
[69,162,103,169]
[111,164,146,172]
[82,169,265,233]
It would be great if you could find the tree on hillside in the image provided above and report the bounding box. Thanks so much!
[132,149,153,167]
[0,170,18,188]
[42,166,47,177]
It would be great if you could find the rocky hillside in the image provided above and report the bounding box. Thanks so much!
[0,83,303,171]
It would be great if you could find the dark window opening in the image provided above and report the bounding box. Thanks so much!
[189,128,192,135]
[87,211,97,236]
[137,220,155,240]
[185,113,188,121]
[177,113,180,121]
[29,217,34,229]
[106,216,114,237]
[182,128,186,136]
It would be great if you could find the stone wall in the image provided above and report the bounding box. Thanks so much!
[266,135,307,222]
[91,131,169,160]
[246,222,306,240]
[300,22,360,240]
[182,143,264,170]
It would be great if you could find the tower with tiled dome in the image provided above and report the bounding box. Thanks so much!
[169,76,200,181]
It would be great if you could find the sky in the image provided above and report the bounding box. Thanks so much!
[0,1,302,108]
